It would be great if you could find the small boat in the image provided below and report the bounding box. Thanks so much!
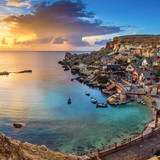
[67,98,71,104]
[96,103,108,108]
[85,91,90,96]
[90,97,97,104]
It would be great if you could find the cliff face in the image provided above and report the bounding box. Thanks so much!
[106,35,160,56]
[0,132,81,160]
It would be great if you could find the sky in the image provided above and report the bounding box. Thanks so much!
[0,0,160,51]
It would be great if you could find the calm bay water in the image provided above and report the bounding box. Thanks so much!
[0,51,153,155]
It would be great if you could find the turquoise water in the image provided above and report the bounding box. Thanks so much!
[0,51,153,155]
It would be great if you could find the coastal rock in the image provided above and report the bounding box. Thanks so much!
[65,52,73,61]
[71,66,80,75]
[0,132,82,160]
[58,60,69,66]
[71,70,78,75]
[13,123,23,128]
[64,66,70,71]
[93,69,101,76]
[106,35,160,56]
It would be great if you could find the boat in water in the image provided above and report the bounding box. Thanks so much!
[67,98,71,104]
[85,91,90,96]
[90,97,97,104]
[96,103,108,108]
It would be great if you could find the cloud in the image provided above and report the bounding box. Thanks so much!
[13,37,53,45]
[1,38,7,45]
[68,35,90,47]
[5,0,31,8]
[95,39,112,45]
[1,0,122,47]
[53,37,68,44]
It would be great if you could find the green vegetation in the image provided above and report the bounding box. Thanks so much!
[157,68,160,76]
[114,52,119,55]
[117,59,127,64]
[108,51,119,56]
[97,75,109,84]
[134,54,143,59]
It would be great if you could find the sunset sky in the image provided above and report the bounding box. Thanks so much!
[0,0,160,51]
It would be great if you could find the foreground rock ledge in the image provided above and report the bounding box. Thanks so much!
[0,132,82,160]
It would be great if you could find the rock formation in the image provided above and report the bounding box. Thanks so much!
[106,35,160,56]
[0,132,81,160]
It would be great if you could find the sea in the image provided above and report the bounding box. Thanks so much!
[0,51,153,155]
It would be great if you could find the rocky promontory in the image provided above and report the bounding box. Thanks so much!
[106,35,160,56]
[58,50,109,88]
[0,132,81,160]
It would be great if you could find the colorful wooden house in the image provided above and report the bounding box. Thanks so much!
[141,57,154,67]
[139,71,156,86]
[126,63,141,84]
[153,58,160,66]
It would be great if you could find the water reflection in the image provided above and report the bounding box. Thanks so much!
[0,51,153,155]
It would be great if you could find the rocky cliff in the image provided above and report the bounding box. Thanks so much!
[106,35,160,56]
[0,132,82,160]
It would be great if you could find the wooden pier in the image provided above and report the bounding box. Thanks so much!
[127,90,146,95]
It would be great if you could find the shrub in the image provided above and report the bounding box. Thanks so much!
[97,75,109,84]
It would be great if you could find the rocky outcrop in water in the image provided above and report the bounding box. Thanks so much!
[0,132,82,160]
[58,49,110,88]
[106,35,160,56]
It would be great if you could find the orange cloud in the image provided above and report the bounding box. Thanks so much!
[5,0,31,8]
[0,0,122,51]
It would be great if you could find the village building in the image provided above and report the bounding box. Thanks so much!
[147,83,160,96]
[114,52,129,61]
[103,64,122,79]
[126,62,159,85]
[153,58,160,66]
[141,57,154,67]
[101,56,116,65]
[101,56,108,65]
[106,57,116,65]
[139,70,156,86]
[126,63,141,83]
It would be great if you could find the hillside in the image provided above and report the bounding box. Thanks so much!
[106,35,160,56]
[0,132,82,160]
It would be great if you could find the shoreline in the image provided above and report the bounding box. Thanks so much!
[59,52,159,158]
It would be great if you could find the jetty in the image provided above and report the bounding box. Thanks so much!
[102,78,130,94]
[0,71,9,75]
